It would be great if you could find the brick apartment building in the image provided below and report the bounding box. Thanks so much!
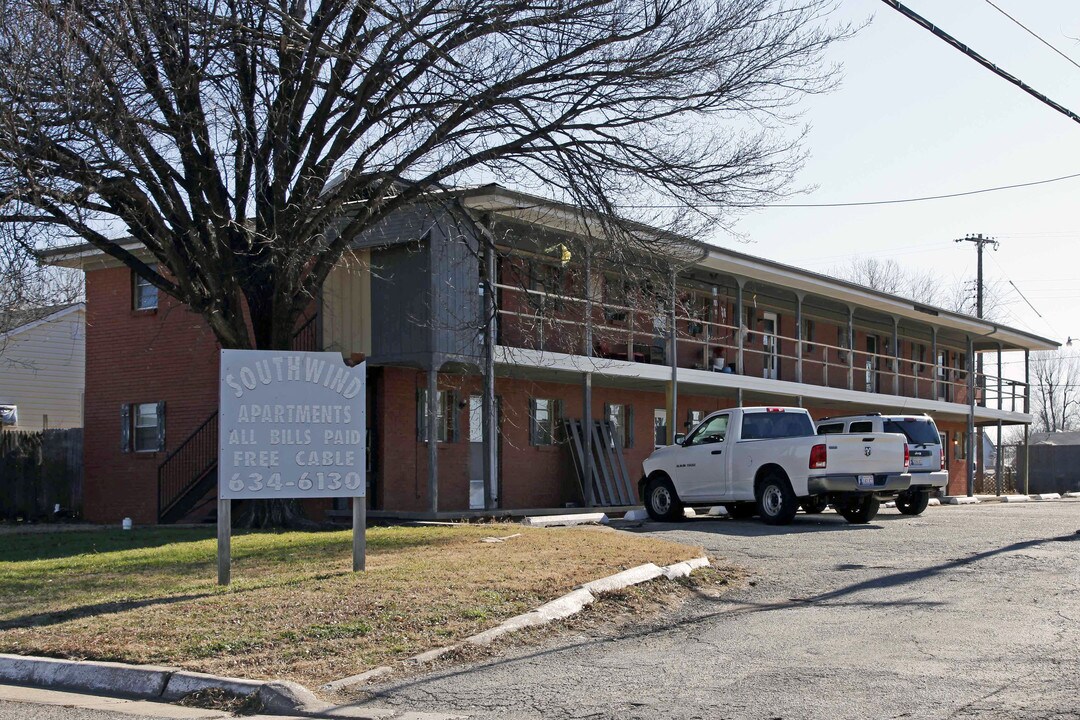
[47,186,1054,524]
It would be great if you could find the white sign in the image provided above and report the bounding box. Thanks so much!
[219,350,366,499]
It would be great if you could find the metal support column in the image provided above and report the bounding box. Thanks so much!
[669,269,678,444]
[1023,349,1030,495]
[966,336,975,497]
[582,247,594,507]
[996,342,1003,496]
[482,237,498,510]
[736,280,745,375]
[795,292,804,385]
[847,307,854,391]
[892,319,900,396]
[931,327,938,401]
[427,367,439,514]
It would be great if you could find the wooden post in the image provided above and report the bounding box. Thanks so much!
[353,497,366,571]
[217,498,230,586]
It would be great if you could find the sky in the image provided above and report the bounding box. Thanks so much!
[710,0,1080,381]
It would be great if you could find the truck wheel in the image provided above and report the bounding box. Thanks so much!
[838,495,880,524]
[756,473,798,525]
[896,489,930,516]
[800,496,829,514]
[644,475,684,522]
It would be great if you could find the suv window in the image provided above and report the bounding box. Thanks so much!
[817,423,844,435]
[741,412,814,440]
[685,414,729,446]
[849,421,874,433]
[883,419,940,445]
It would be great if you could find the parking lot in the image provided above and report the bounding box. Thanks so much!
[362,501,1080,719]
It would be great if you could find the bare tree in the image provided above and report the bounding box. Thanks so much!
[831,257,1004,320]
[1,0,848,349]
[0,224,83,357]
[1029,351,1080,434]
[0,0,848,525]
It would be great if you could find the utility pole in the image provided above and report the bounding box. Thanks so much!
[955,233,999,497]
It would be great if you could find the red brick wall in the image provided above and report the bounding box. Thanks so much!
[84,266,220,523]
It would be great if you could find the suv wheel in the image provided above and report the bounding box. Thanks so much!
[896,489,930,516]
[838,495,880,524]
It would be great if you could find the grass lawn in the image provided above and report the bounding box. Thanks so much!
[0,523,704,687]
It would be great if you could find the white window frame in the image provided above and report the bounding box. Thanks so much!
[133,273,158,310]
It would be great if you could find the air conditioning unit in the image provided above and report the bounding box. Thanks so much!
[0,405,17,426]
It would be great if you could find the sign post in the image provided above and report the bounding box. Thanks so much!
[218,350,366,585]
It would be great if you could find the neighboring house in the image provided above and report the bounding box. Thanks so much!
[45,186,1055,524]
[0,303,86,432]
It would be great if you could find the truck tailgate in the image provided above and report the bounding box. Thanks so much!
[822,433,907,475]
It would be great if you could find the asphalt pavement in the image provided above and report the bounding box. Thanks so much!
[355,500,1080,720]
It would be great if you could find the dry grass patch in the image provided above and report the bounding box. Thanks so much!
[0,523,702,687]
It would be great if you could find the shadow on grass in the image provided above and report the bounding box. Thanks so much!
[0,527,217,563]
[0,592,214,631]
[0,525,464,564]
[349,530,1080,708]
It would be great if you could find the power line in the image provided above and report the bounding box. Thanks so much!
[880,0,1080,125]
[634,170,1080,209]
[981,0,1080,73]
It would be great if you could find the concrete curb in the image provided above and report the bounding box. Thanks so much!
[1065,492,1080,499]
[1001,494,1030,503]
[1034,493,1062,501]
[943,496,980,505]
[521,512,608,527]
[0,653,327,716]
[928,498,941,506]
[324,556,712,693]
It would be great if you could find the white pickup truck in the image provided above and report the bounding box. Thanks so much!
[640,407,912,525]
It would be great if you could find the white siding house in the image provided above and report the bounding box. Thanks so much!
[0,304,85,431]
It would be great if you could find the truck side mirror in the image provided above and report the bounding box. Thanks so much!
[674,434,686,445]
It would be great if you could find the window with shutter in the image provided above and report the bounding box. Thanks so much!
[134,402,161,452]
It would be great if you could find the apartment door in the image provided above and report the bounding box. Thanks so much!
[468,395,500,509]
[865,335,878,392]
[762,312,779,380]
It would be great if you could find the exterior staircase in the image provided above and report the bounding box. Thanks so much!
[156,314,320,523]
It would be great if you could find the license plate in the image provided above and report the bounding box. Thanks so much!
[910,457,925,467]
[857,474,875,487]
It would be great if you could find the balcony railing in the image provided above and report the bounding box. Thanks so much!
[494,282,1028,413]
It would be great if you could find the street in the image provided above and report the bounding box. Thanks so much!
[3,501,1078,720]
[360,501,1080,719]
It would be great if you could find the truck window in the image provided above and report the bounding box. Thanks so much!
[685,414,729,446]
[849,421,873,433]
[817,423,844,435]
[883,419,940,445]
[741,412,814,440]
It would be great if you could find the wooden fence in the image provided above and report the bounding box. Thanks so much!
[0,428,83,522]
